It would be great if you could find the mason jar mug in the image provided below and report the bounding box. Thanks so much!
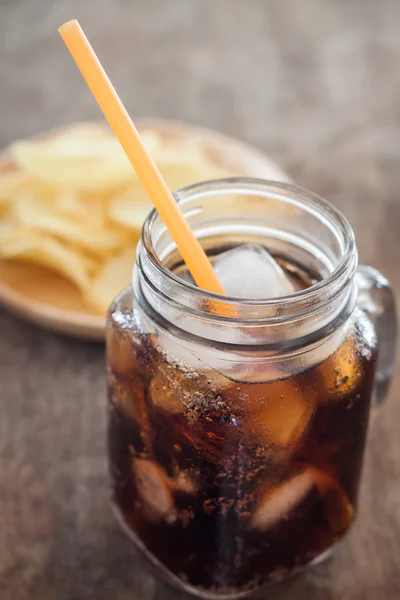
[106,179,396,599]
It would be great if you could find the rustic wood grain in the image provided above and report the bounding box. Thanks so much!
[0,1,399,599]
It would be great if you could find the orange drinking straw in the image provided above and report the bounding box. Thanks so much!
[58,19,225,296]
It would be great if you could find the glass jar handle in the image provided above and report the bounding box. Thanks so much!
[356,265,397,406]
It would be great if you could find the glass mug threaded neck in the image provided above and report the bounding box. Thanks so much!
[135,178,358,348]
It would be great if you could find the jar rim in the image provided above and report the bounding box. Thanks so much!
[139,177,357,324]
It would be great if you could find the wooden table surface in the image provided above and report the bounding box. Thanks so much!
[0,1,399,599]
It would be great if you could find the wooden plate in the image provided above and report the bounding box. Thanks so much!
[0,119,290,341]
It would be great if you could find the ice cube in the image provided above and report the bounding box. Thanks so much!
[149,353,211,415]
[149,369,184,414]
[170,469,198,494]
[251,380,315,447]
[106,324,142,377]
[311,467,354,534]
[109,370,145,424]
[251,466,354,534]
[251,468,315,531]
[133,458,177,524]
[223,377,316,449]
[150,360,242,465]
[212,244,295,299]
[316,332,365,403]
[150,330,207,374]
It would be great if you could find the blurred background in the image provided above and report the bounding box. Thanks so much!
[1,0,400,277]
[1,1,399,599]
[1,0,400,256]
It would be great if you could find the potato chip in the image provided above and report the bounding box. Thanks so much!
[85,244,139,314]
[80,192,110,229]
[141,132,214,166]
[11,194,129,259]
[108,188,153,231]
[0,227,92,290]
[54,122,113,142]
[11,138,133,192]
[132,130,163,155]
[108,161,229,231]
[58,123,161,154]
[53,190,111,232]
[0,218,27,248]
[0,169,37,206]
[157,160,229,193]
[52,190,89,219]
[11,127,163,193]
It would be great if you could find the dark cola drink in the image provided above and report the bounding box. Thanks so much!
[107,259,377,598]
